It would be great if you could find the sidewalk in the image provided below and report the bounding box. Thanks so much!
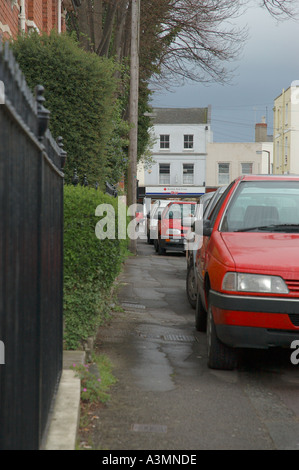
[43,350,85,450]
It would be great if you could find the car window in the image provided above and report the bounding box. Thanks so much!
[220,180,299,232]
[204,186,227,219]
[208,183,235,227]
[203,195,214,214]
[166,203,195,219]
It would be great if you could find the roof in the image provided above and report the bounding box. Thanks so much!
[238,174,299,182]
[152,107,210,125]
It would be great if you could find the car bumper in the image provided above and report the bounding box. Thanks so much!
[160,237,185,252]
[209,290,299,349]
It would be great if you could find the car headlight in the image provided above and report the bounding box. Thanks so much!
[166,228,181,236]
[222,272,289,294]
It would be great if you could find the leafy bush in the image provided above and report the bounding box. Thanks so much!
[63,185,129,349]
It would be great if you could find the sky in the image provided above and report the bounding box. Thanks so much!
[150,3,299,143]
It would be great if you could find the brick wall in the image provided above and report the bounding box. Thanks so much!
[0,0,67,39]
[28,0,43,32]
[0,0,22,39]
[42,0,52,33]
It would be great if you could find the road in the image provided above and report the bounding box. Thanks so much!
[92,237,299,451]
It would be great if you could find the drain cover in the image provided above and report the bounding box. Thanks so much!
[162,334,195,342]
[122,302,146,310]
[132,424,167,433]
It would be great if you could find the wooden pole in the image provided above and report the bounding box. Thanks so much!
[127,0,140,254]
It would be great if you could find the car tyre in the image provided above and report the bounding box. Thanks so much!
[195,290,207,331]
[158,240,166,255]
[186,264,197,309]
[206,301,237,370]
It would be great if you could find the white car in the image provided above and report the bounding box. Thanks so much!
[146,199,176,244]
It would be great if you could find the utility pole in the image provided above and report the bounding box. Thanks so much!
[127,0,140,254]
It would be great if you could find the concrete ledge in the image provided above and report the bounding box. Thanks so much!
[44,351,85,450]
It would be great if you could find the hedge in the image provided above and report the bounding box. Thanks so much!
[63,185,129,349]
[11,32,125,187]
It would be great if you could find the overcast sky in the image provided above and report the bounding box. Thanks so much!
[150,4,299,143]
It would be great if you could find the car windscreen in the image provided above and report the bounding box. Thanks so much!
[167,203,195,219]
[220,180,299,233]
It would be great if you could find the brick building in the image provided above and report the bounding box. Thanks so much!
[0,0,77,40]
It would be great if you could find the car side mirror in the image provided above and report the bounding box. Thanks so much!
[158,213,161,220]
[203,219,213,237]
[169,211,173,219]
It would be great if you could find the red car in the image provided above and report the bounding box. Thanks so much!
[156,201,196,255]
[195,175,299,370]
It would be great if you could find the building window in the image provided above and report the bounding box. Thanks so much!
[276,140,280,168]
[218,163,230,185]
[184,135,194,149]
[241,163,253,174]
[285,136,288,165]
[183,164,194,184]
[285,103,288,125]
[160,135,170,149]
[276,109,280,131]
[159,164,170,184]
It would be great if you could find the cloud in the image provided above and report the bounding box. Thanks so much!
[152,5,299,142]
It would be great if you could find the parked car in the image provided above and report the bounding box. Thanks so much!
[194,175,299,370]
[146,199,176,244]
[185,189,226,308]
[156,200,196,255]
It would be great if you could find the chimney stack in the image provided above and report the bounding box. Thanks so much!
[255,116,267,142]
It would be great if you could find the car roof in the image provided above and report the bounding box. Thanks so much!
[236,174,299,182]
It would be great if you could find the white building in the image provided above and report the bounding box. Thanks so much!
[273,82,299,174]
[140,107,212,199]
[205,119,273,191]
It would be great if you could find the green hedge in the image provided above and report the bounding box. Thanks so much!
[11,32,124,187]
[63,185,129,349]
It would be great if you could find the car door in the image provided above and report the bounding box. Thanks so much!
[195,184,234,306]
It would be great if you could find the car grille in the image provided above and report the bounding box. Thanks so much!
[288,314,299,327]
[285,279,299,295]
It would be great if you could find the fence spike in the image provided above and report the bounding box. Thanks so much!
[36,85,50,140]
[72,169,79,186]
[57,136,67,170]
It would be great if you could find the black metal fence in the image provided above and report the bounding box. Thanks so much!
[71,167,118,197]
[0,42,65,449]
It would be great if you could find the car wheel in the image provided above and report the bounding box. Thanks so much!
[195,290,207,331]
[206,301,237,370]
[186,264,197,309]
[158,241,166,255]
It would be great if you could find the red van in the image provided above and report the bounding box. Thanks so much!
[195,175,299,370]
[156,201,196,255]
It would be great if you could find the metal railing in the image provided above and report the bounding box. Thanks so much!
[0,42,65,449]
